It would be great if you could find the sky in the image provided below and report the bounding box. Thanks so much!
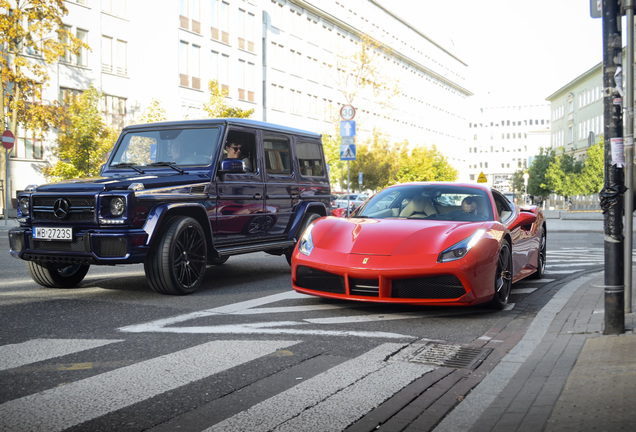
[381,0,604,106]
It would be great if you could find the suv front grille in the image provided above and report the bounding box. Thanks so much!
[33,195,96,222]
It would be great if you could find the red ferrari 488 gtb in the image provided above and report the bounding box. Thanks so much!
[291,182,546,309]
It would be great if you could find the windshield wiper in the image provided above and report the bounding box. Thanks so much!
[148,161,185,174]
[112,162,145,174]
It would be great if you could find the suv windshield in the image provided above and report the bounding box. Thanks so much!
[110,127,221,167]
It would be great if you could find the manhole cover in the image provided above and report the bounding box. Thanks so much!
[408,343,492,369]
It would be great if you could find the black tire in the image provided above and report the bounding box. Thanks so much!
[145,216,207,295]
[285,212,321,265]
[490,242,512,310]
[530,227,546,279]
[26,261,90,288]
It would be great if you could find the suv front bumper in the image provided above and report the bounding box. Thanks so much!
[8,227,149,265]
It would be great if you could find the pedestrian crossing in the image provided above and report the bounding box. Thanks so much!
[0,338,433,432]
[545,247,605,275]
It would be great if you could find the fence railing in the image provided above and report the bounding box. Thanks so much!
[542,193,600,211]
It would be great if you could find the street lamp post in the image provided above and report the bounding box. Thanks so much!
[523,172,529,205]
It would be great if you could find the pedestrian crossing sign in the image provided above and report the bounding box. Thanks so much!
[340,144,356,160]
[477,172,488,183]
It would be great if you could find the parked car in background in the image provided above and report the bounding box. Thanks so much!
[9,119,331,295]
[333,193,368,211]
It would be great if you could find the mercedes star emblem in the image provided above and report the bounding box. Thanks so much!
[53,198,71,219]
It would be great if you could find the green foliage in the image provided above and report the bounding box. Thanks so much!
[395,144,458,184]
[512,170,526,193]
[138,99,167,123]
[527,147,556,197]
[43,86,117,181]
[202,80,254,118]
[328,130,457,193]
[1,0,88,177]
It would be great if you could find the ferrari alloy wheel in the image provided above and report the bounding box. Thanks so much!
[491,242,513,309]
[530,227,546,279]
[145,216,207,295]
[26,261,90,288]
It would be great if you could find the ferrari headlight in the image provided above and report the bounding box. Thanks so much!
[110,196,126,216]
[298,223,315,256]
[438,229,486,263]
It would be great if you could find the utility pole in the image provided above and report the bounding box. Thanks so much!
[625,0,635,314]
[600,0,625,334]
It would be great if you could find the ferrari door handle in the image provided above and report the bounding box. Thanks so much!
[254,193,262,199]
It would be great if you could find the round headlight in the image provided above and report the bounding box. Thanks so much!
[19,197,30,216]
[110,196,126,216]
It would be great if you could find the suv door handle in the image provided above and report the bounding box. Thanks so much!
[254,193,262,199]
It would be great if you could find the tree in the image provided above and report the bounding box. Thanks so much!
[578,139,604,194]
[202,80,254,118]
[138,98,167,123]
[43,86,117,181]
[527,147,556,198]
[349,131,398,191]
[1,0,88,180]
[395,144,458,184]
[334,34,400,108]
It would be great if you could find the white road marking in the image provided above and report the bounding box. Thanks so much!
[0,339,123,372]
[0,340,298,432]
[206,342,433,432]
[119,291,413,339]
[511,288,537,294]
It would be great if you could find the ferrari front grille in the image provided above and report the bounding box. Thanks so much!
[349,277,379,297]
[296,266,345,294]
[392,275,466,299]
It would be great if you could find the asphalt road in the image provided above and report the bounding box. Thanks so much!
[0,231,608,431]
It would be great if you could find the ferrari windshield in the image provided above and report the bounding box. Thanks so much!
[355,184,494,222]
[109,127,221,167]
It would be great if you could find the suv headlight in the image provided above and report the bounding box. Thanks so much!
[18,197,30,216]
[110,196,126,216]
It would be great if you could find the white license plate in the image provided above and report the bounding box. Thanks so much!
[33,227,73,241]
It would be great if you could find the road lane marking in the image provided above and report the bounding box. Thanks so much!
[0,339,122,372]
[0,340,299,432]
[119,291,414,338]
[206,342,434,432]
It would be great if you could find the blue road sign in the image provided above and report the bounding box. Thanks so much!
[340,144,356,160]
[340,121,356,137]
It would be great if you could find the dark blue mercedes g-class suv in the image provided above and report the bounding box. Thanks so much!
[9,119,331,295]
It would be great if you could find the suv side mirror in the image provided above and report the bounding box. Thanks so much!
[218,158,246,174]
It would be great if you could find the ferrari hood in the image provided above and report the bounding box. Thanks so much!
[313,217,487,256]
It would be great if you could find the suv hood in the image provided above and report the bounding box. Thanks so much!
[30,173,210,193]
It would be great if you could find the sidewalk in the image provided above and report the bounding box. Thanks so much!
[434,270,636,432]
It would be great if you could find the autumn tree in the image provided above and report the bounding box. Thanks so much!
[43,86,117,181]
[202,80,254,118]
[395,144,458,184]
[349,131,398,192]
[0,0,88,181]
[138,98,168,123]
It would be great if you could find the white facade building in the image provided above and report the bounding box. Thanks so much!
[4,0,472,211]
[467,103,551,191]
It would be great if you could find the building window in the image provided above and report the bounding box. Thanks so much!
[102,0,126,16]
[102,95,127,129]
[59,87,83,106]
[238,60,255,102]
[101,36,127,75]
[211,0,230,42]
[76,28,88,66]
[180,0,201,33]
[238,9,255,52]
[179,41,201,89]
[11,92,43,159]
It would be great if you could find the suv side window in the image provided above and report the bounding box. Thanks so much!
[297,140,325,177]
[264,134,291,174]
[224,131,257,172]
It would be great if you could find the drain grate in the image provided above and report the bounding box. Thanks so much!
[407,343,492,370]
